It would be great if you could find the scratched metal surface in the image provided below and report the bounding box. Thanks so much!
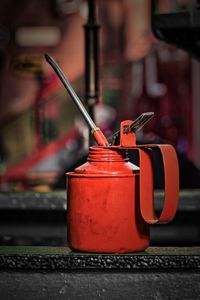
[0,270,200,300]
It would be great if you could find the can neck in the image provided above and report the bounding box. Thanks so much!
[88,146,128,162]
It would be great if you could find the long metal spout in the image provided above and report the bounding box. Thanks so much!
[44,54,108,146]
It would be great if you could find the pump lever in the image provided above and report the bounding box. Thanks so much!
[130,112,154,132]
[110,112,154,145]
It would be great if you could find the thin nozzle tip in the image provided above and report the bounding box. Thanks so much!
[44,53,58,71]
[44,53,53,63]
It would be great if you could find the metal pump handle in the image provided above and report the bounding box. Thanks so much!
[111,112,154,146]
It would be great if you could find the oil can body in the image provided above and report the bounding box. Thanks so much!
[67,147,149,253]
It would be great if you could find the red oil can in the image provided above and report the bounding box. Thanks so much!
[44,55,179,253]
[67,120,179,253]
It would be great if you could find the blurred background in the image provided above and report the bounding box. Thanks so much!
[0,0,200,248]
[0,0,200,191]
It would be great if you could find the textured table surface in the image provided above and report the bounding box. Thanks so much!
[0,246,200,271]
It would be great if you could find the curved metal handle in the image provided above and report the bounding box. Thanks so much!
[138,144,179,224]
